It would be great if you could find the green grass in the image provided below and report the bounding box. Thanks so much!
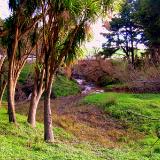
[53,75,80,97]
[83,92,160,133]
[1,108,160,160]
[113,49,145,58]
[83,92,160,159]
[0,108,102,160]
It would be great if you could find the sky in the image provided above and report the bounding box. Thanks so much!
[0,0,106,51]
[0,0,10,19]
[85,19,107,50]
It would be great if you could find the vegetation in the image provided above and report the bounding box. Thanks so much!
[1,0,115,141]
[101,0,142,66]
[53,75,80,97]
[1,0,160,159]
[84,92,160,133]
[83,92,160,159]
[0,108,101,160]
[101,0,160,67]
[18,64,80,98]
[1,98,160,159]
[136,0,160,63]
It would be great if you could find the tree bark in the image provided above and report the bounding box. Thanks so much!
[27,89,39,127]
[44,78,54,143]
[0,54,7,107]
[0,80,7,107]
[27,79,43,127]
[8,75,16,123]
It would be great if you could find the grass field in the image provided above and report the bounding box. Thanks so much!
[1,106,160,160]
[84,92,160,132]
[83,92,160,159]
[0,108,102,160]
[1,64,160,159]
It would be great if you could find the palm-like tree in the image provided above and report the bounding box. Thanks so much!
[27,0,121,143]
[1,0,122,142]
[4,0,41,123]
[42,0,102,142]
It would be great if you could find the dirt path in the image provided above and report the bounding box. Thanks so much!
[16,94,142,147]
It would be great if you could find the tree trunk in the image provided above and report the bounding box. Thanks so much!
[44,79,54,143]
[28,65,45,127]
[0,54,7,107]
[7,27,18,123]
[0,80,7,107]
[8,75,16,123]
[27,82,42,127]
[27,90,39,127]
[131,50,135,67]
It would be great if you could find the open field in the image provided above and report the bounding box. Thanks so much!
[7,92,159,160]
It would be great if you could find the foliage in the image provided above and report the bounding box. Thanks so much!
[101,0,143,65]
[135,0,160,64]
[136,0,160,48]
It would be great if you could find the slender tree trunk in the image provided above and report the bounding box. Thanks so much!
[0,54,6,70]
[27,89,39,127]
[44,78,54,143]
[0,80,7,107]
[0,55,7,107]
[27,82,43,127]
[7,27,18,123]
[131,40,135,67]
[130,26,135,68]
[131,50,135,67]
[28,65,45,127]
[8,74,16,123]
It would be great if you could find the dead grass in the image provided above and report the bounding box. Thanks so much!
[15,95,143,148]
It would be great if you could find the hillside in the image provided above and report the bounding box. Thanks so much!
[2,92,158,160]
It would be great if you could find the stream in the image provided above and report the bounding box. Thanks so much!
[74,77,104,94]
